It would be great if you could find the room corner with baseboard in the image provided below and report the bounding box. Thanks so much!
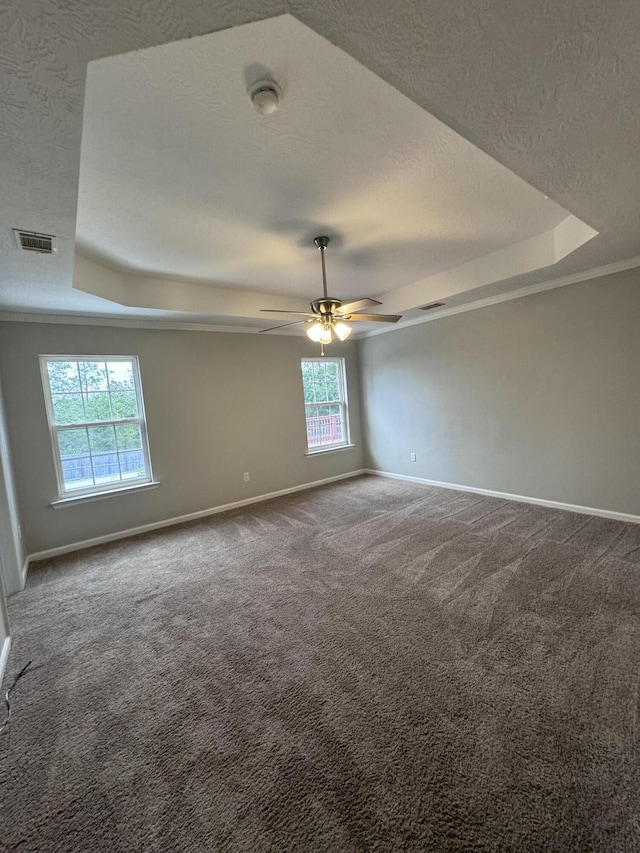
[359,270,640,522]
[0,323,365,558]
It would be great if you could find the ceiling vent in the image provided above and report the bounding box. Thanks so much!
[13,229,55,254]
[419,301,445,311]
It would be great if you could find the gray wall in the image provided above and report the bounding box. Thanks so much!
[2,268,639,559]
[0,323,363,553]
[0,373,26,594]
[359,270,640,516]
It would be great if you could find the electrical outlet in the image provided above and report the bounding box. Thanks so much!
[410,452,416,462]
[243,472,250,482]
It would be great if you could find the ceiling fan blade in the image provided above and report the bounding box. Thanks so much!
[260,309,314,317]
[345,313,402,323]
[259,320,308,333]
[338,297,382,314]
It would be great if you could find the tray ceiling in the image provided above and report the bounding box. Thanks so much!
[2,1,637,333]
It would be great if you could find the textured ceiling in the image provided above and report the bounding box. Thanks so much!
[1,0,639,331]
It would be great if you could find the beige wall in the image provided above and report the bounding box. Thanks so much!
[0,323,363,553]
[359,270,640,516]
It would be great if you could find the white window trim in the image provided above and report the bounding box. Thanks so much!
[305,443,356,457]
[51,480,161,508]
[40,355,155,501]
[301,356,352,454]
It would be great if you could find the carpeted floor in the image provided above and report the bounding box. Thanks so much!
[2,474,640,852]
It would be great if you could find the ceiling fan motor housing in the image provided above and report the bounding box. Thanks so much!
[311,297,343,318]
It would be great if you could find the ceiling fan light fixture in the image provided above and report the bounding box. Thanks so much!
[306,321,325,343]
[319,325,333,345]
[333,321,351,341]
[260,235,401,342]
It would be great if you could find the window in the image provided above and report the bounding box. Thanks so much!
[40,356,153,499]
[301,358,350,452]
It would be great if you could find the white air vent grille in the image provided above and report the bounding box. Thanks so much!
[419,301,444,311]
[13,229,55,254]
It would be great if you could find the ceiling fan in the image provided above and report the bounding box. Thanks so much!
[260,236,402,350]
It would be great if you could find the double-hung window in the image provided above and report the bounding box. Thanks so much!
[40,356,153,499]
[301,357,350,452]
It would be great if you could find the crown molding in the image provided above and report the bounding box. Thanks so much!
[360,253,640,338]
[0,312,262,334]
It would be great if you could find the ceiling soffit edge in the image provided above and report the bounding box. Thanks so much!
[4,247,640,338]
[73,215,598,321]
[361,253,640,340]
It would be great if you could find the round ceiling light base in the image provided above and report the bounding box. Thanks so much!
[249,79,282,115]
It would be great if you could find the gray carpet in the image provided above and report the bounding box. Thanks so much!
[2,474,640,852]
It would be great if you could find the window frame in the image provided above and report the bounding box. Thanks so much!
[39,355,154,500]
[301,357,351,454]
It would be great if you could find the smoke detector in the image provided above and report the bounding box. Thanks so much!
[249,79,282,115]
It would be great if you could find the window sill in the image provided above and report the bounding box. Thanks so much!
[51,480,160,509]
[305,444,356,457]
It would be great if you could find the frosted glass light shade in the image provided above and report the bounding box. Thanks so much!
[319,325,333,345]
[333,322,351,341]
[306,322,324,342]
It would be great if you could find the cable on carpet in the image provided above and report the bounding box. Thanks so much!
[0,660,32,734]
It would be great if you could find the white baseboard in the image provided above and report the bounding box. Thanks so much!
[0,636,11,686]
[25,469,367,567]
[366,469,640,524]
[24,467,637,575]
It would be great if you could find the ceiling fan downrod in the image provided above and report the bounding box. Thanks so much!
[310,236,341,352]
[310,237,343,321]
[314,236,330,301]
